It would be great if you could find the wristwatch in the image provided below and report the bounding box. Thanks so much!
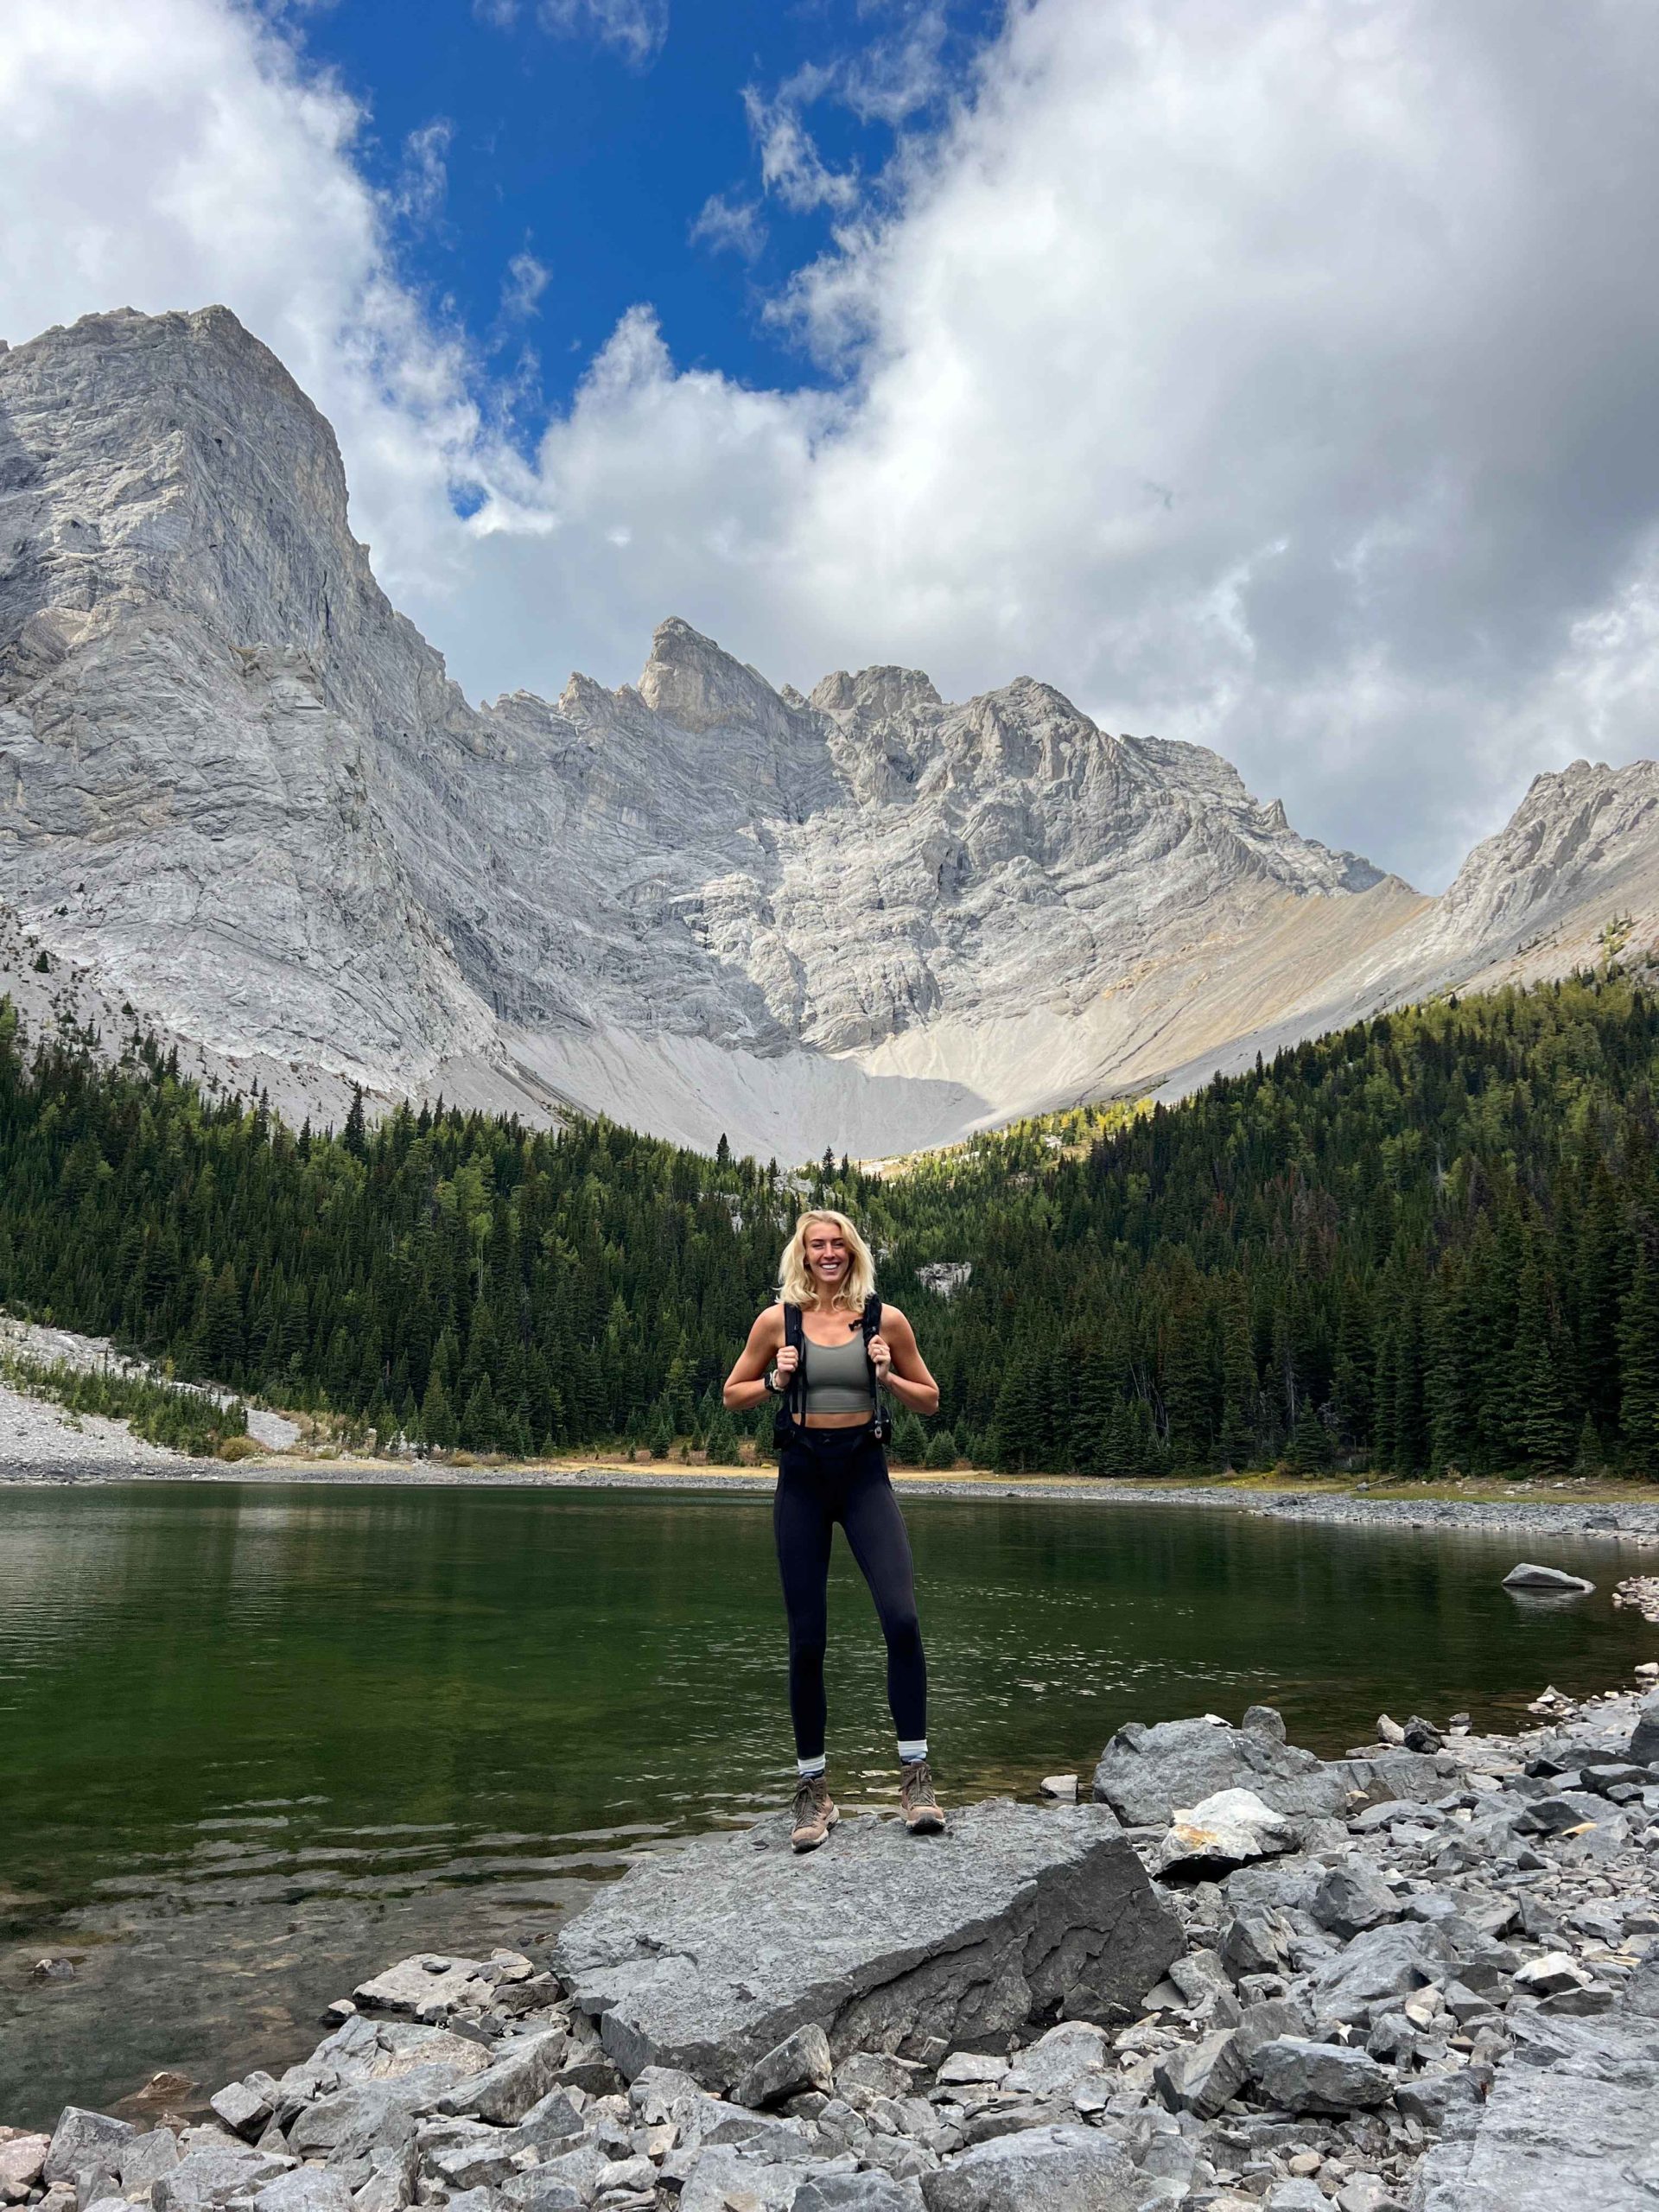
[766,1368,785,1395]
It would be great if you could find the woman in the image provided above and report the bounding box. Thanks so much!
[724,1209,944,1853]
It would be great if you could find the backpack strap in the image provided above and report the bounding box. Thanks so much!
[782,1301,806,1427]
[860,1294,893,1443]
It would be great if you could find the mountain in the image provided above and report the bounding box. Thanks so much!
[2,305,1656,1160]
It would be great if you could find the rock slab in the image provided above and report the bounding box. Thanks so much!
[552,1802,1182,2088]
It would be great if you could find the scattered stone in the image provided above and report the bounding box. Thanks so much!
[1156,1788,1300,1877]
[1249,2038,1396,2114]
[43,2113,137,2188]
[1629,1694,1659,1767]
[1040,1774,1078,1801]
[353,1955,493,2019]
[1094,1715,1351,1826]
[434,2029,567,2122]
[1153,2027,1248,2118]
[734,2024,836,2108]
[920,2124,1141,2211]
[0,2135,50,2202]
[208,2078,274,2140]
[1311,1860,1400,1940]
[1512,1953,1593,1997]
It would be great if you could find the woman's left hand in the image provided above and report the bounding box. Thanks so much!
[868,1334,893,1380]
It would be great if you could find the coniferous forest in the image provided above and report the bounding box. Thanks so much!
[1,969,1657,1480]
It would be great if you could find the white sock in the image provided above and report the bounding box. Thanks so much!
[898,1739,929,1765]
[797,1754,827,1778]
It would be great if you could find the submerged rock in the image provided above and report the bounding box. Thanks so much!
[1502,1563,1595,1594]
[552,1801,1182,2087]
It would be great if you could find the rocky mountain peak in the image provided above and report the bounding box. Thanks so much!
[3,302,1658,1162]
[809,664,944,720]
[632,615,797,738]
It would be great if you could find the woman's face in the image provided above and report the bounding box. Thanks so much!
[804,1224,850,1290]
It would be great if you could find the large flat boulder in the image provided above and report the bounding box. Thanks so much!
[1408,2007,1659,2209]
[1093,1715,1355,1826]
[552,1802,1182,2090]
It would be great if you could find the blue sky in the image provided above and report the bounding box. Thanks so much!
[301,0,1000,424]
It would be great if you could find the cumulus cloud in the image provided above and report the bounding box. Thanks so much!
[4,0,1659,888]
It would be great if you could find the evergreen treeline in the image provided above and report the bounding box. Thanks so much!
[1,971,1656,1480]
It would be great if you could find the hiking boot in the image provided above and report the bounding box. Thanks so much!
[791,1772,838,1853]
[899,1758,944,1834]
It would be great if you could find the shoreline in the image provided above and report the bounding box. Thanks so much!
[6,1449,1659,1543]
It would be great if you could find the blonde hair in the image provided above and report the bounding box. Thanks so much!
[779,1210,876,1312]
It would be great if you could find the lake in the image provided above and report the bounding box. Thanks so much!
[0,1477,1649,2126]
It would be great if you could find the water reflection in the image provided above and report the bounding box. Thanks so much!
[1,1478,1648,2125]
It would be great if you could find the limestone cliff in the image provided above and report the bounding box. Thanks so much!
[2,307,1656,1159]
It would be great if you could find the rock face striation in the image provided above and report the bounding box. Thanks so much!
[3,306,1659,1159]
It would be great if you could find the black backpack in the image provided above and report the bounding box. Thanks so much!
[772,1294,893,1448]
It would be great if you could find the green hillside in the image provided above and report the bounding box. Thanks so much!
[1,969,1656,1480]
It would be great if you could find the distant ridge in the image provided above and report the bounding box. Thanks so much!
[2,305,1657,1158]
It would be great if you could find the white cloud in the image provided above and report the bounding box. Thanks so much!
[689,193,766,261]
[742,77,861,216]
[391,118,451,226]
[5,0,1659,890]
[534,0,667,69]
[500,248,551,319]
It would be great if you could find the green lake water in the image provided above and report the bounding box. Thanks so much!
[1,1477,1651,2126]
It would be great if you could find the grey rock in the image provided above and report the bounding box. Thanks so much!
[1266,2183,1328,2212]
[920,2125,1146,2212]
[517,2090,588,2151]
[1312,1861,1400,1940]
[552,1801,1180,2085]
[1340,1753,1461,1809]
[287,2082,428,2168]
[1629,1694,1659,1768]
[838,2055,920,2103]
[1230,1998,1310,2065]
[1502,1564,1595,1593]
[1408,2009,1659,2210]
[677,2147,818,2212]
[434,2031,567,2121]
[117,2133,180,2193]
[1001,2021,1110,2099]
[503,2139,611,2209]
[794,2173,924,2212]
[1152,2027,1247,2118]
[1094,1718,1353,1827]
[251,2173,354,2212]
[1249,2037,1396,2114]
[1220,1911,1287,1980]
[734,2024,836,2109]
[208,2081,274,2142]
[353,1956,493,2020]
[1156,1788,1300,1877]
[1309,1922,1451,2024]
[1394,2066,1490,2135]
[43,2113,137,2188]
[154,2145,293,2212]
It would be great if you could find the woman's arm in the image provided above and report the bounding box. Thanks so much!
[723,1304,788,1410]
[871,1304,940,1415]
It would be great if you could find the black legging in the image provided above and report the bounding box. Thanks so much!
[773,1424,927,1760]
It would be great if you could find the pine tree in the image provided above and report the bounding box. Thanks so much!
[925,1427,957,1470]
[420,1370,456,1449]
[1618,1244,1659,1476]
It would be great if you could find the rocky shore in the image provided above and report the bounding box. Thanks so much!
[7,1671,1657,2212]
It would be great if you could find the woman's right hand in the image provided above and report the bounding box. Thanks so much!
[775,1344,800,1379]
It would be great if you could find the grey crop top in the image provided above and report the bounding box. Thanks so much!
[801,1328,875,1416]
